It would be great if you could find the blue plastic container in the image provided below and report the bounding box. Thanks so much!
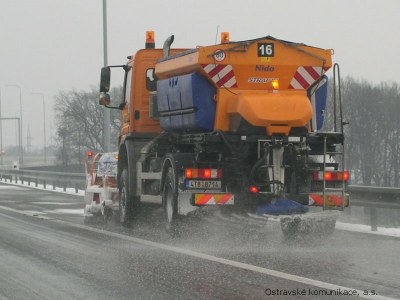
[309,75,328,130]
[157,73,216,132]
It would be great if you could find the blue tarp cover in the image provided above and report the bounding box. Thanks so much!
[256,199,309,215]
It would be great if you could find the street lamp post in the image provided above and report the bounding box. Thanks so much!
[31,92,47,164]
[0,117,21,166]
[102,0,110,152]
[0,89,3,166]
[6,84,23,165]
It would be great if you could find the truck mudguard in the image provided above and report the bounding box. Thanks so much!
[160,152,195,192]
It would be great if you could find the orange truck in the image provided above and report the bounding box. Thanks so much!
[98,31,349,235]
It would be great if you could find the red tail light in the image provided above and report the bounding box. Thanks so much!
[202,169,212,179]
[249,185,259,194]
[87,150,93,157]
[325,172,332,181]
[185,168,222,179]
[313,171,349,182]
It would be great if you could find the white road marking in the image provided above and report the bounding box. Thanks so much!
[0,206,54,220]
[21,210,46,216]
[43,209,84,215]
[32,202,78,206]
[0,205,395,300]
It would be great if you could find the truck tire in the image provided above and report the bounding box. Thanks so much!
[162,167,178,233]
[119,168,133,226]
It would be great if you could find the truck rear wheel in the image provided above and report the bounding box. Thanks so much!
[119,168,133,226]
[163,167,178,233]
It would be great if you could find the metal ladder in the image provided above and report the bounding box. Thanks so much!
[322,133,346,211]
[322,63,346,211]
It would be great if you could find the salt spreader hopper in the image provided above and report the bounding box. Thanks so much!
[155,35,332,136]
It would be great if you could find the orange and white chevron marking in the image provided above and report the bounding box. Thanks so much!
[201,64,238,88]
[309,194,349,207]
[289,66,328,90]
[194,193,234,205]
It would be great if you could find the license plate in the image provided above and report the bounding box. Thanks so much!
[186,180,221,189]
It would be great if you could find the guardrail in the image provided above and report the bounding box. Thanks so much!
[347,185,400,231]
[348,185,400,207]
[1,169,400,203]
[0,169,86,193]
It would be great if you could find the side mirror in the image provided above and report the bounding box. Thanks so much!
[99,93,111,106]
[100,67,111,93]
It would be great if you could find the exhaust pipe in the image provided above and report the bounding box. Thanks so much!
[163,35,174,58]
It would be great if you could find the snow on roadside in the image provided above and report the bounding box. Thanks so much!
[0,178,85,196]
[336,221,400,238]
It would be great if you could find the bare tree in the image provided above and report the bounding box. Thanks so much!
[338,77,400,187]
[54,86,122,165]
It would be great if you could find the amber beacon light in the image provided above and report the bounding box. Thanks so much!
[145,31,155,49]
[221,32,230,43]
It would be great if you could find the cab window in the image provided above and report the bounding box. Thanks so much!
[146,68,158,91]
[124,68,132,102]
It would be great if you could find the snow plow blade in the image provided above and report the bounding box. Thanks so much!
[255,199,338,237]
[280,210,339,238]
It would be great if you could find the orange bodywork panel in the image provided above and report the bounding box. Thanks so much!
[216,89,312,135]
[122,48,188,134]
[155,36,332,135]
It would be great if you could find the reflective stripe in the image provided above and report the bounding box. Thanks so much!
[309,194,349,206]
[289,66,327,90]
[194,194,234,205]
[201,64,238,88]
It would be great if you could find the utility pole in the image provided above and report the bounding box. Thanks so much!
[6,84,23,165]
[26,126,32,153]
[0,89,3,166]
[31,92,47,164]
[102,0,110,152]
[0,117,21,166]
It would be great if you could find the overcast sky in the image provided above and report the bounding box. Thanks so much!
[0,0,399,149]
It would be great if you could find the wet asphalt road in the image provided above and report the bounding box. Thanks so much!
[0,183,399,300]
